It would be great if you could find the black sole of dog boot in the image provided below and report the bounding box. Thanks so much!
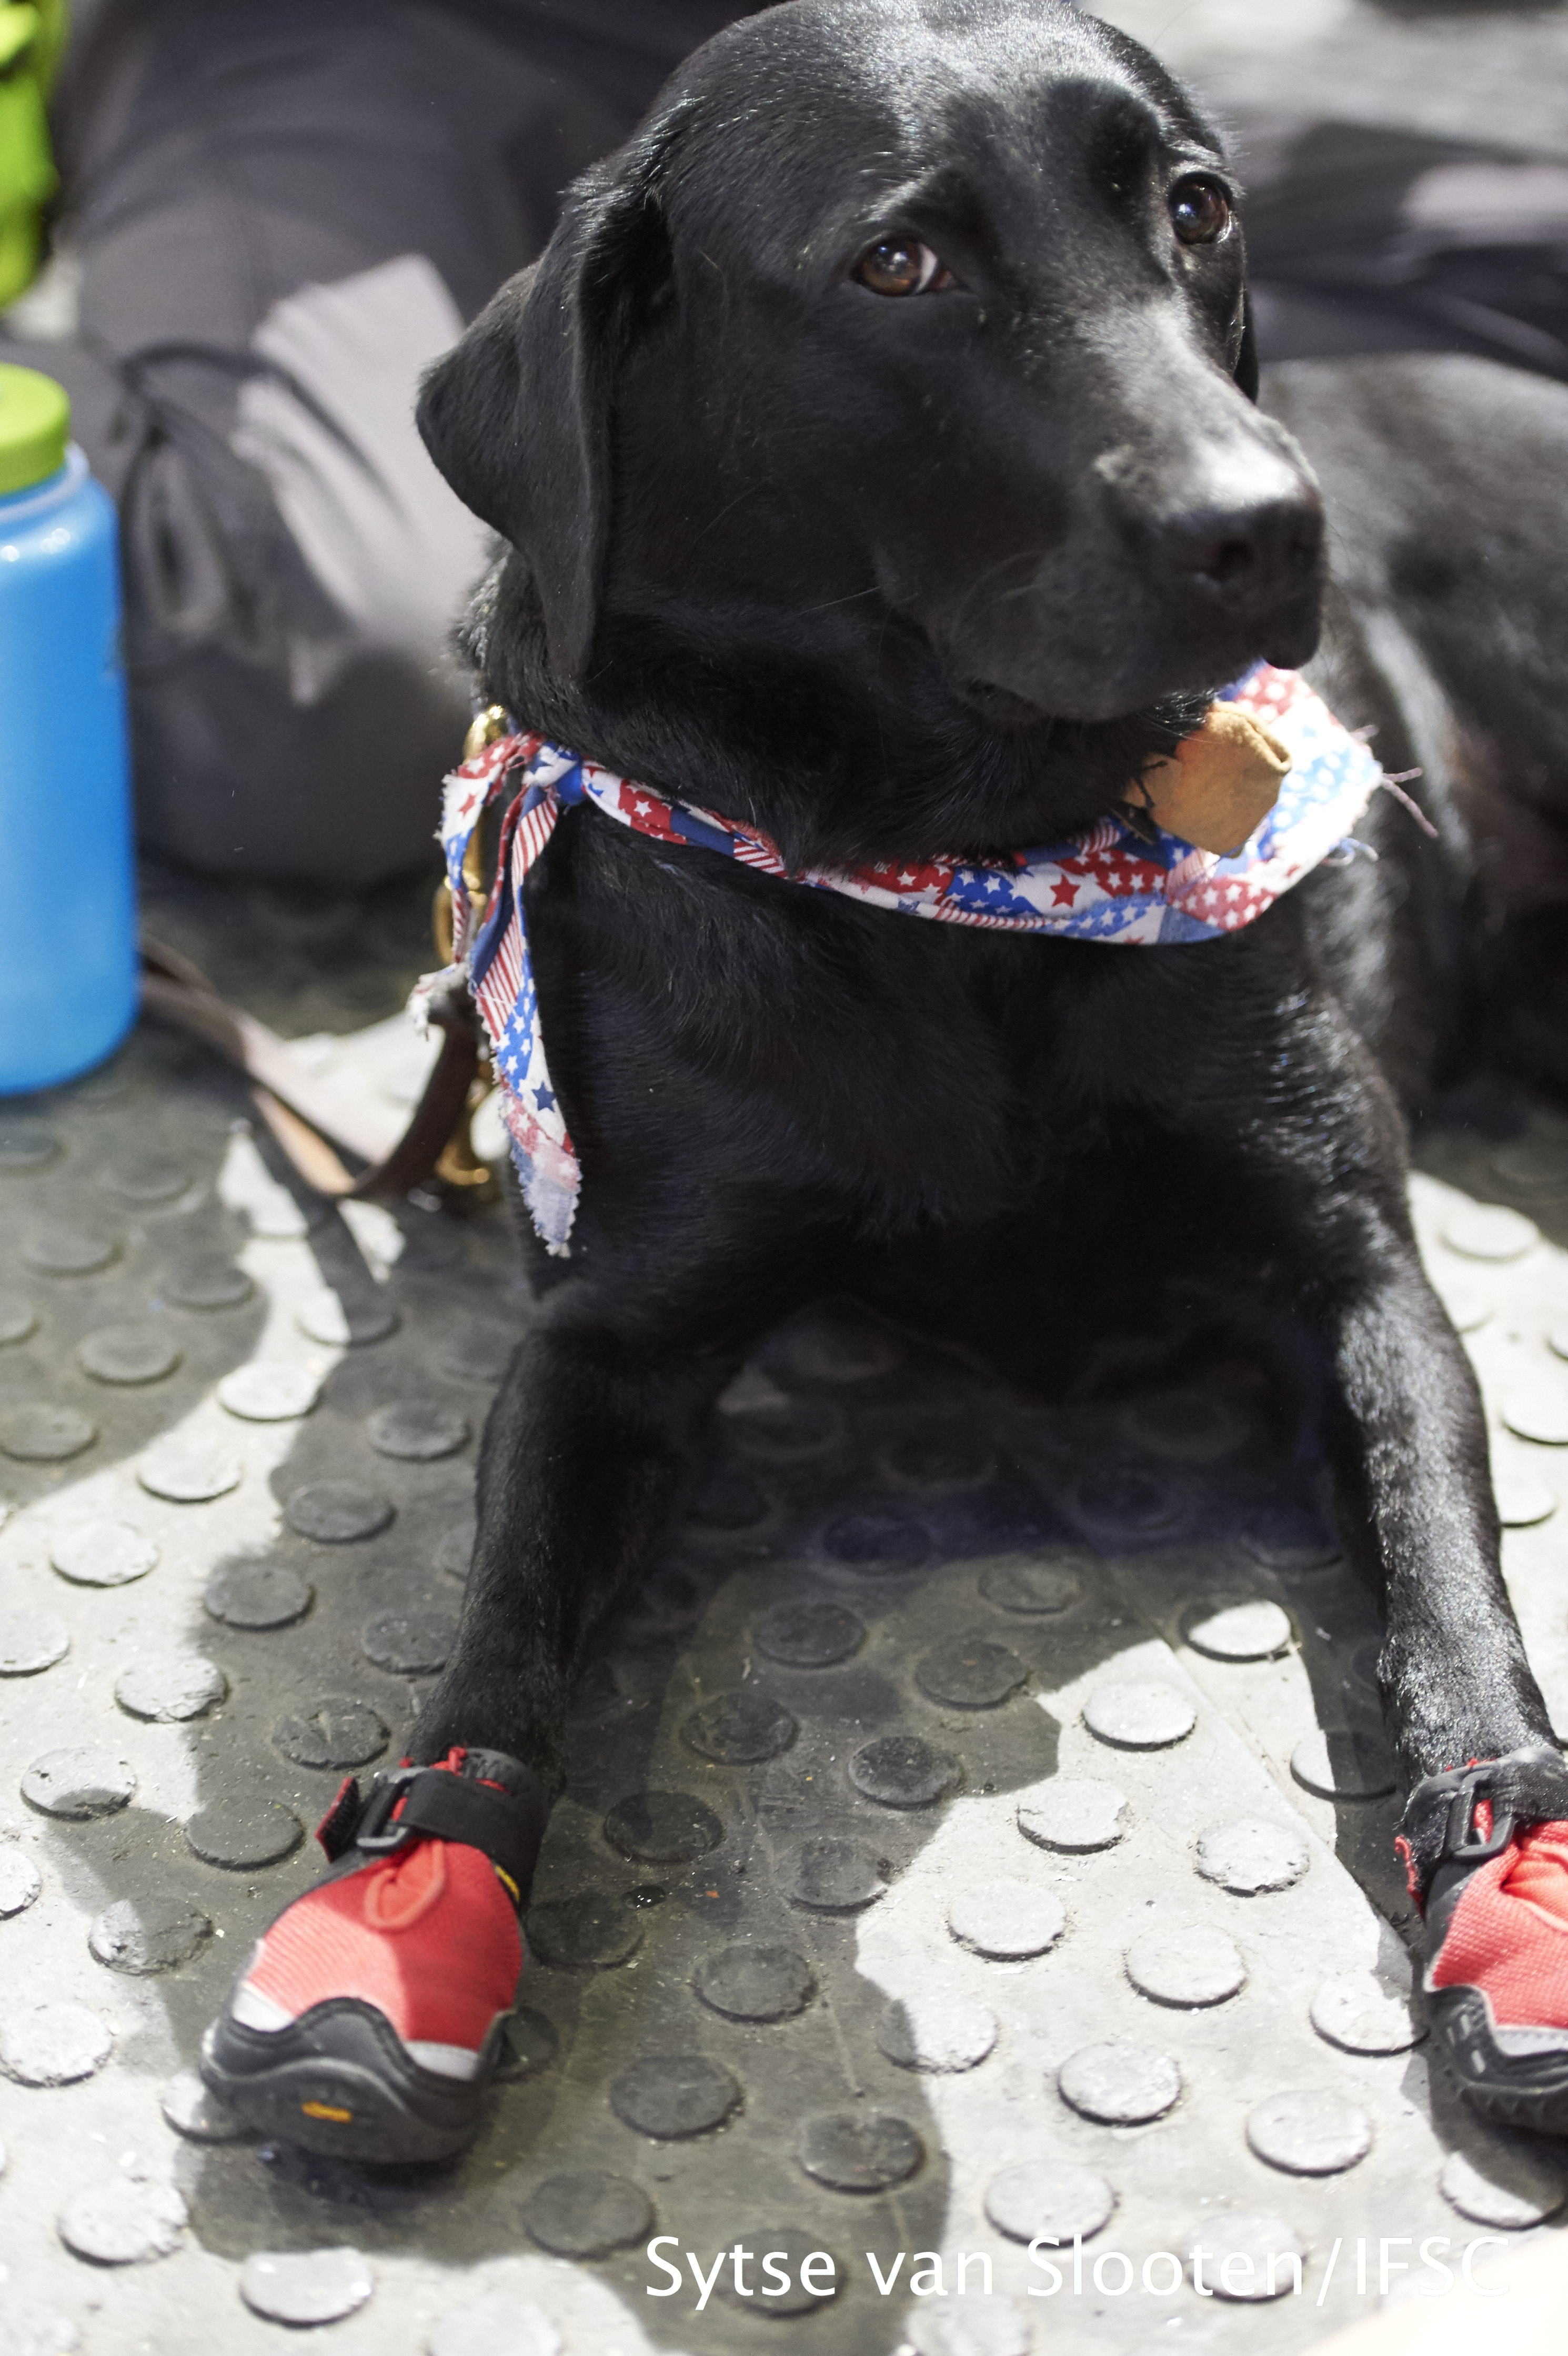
[1430,1985,1568,2135]
[200,1998,500,2164]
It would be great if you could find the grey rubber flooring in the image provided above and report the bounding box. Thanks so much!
[2,905,1568,2354]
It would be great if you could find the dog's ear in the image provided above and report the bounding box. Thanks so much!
[416,123,679,678]
[1232,288,1260,404]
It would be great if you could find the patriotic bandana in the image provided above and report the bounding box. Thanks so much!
[425,662,1385,1255]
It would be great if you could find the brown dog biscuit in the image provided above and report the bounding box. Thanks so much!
[1133,703,1292,855]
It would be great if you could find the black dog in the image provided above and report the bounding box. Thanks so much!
[205,0,1568,2161]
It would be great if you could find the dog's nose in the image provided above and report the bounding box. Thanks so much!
[1150,486,1323,605]
[1099,439,1323,611]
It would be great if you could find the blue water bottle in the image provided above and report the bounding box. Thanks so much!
[0,361,137,1092]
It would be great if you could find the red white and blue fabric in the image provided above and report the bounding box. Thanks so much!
[428,662,1384,1254]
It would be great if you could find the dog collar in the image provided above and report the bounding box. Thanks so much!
[428,662,1385,1254]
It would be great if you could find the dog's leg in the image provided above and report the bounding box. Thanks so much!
[408,1297,739,1777]
[1311,1222,1568,2132]
[1316,1242,1548,1776]
[199,1280,765,2161]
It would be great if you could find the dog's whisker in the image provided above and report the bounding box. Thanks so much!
[796,586,883,616]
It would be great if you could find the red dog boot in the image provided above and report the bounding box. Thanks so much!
[1399,1743,1568,2132]
[201,1747,549,2162]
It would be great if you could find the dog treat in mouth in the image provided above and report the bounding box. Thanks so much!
[1132,703,1292,854]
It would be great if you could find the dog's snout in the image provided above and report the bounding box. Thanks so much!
[1152,485,1323,603]
[1100,436,1324,613]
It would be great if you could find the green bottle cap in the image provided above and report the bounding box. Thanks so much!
[0,361,71,496]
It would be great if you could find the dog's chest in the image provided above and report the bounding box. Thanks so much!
[546,836,1319,1245]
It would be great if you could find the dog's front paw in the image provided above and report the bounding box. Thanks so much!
[1400,1745,1568,2134]
[200,1747,546,2163]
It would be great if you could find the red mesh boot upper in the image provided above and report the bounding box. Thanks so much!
[1429,1807,1568,2032]
[233,1749,524,2075]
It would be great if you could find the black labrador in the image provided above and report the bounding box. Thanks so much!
[208,0,1568,2158]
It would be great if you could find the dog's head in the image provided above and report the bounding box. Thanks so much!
[420,0,1322,733]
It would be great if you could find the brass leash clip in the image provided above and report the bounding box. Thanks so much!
[428,705,511,1197]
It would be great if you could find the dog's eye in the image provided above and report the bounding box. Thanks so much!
[855,238,952,297]
[1170,177,1232,246]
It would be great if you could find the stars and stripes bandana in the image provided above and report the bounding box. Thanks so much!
[427,662,1384,1254]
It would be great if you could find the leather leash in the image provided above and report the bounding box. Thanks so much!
[139,934,483,1202]
[138,709,510,1204]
